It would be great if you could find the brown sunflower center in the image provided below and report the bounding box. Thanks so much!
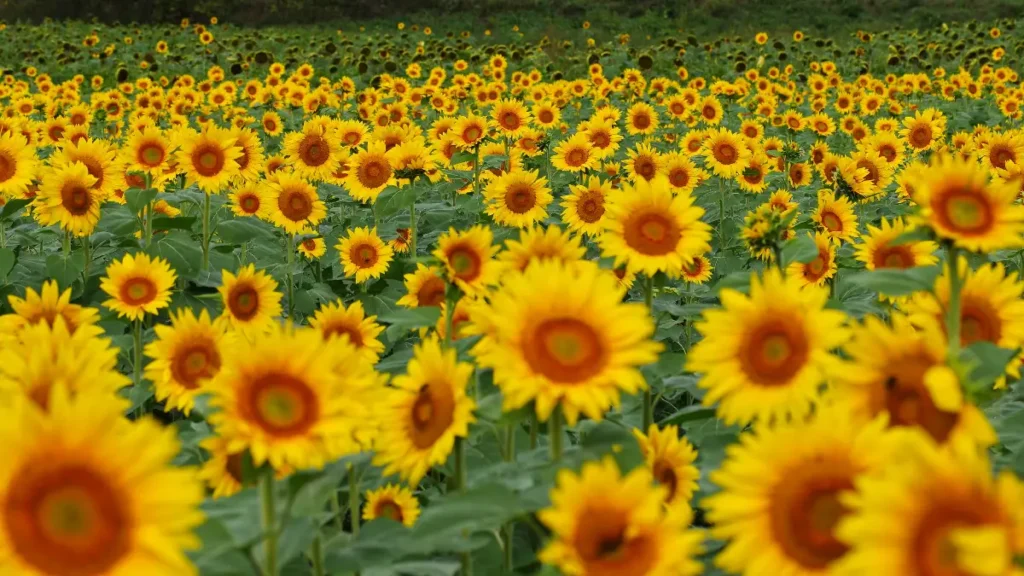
[61,183,92,216]
[246,372,319,437]
[634,157,656,180]
[119,277,156,306]
[876,352,958,443]
[278,189,313,222]
[343,132,361,145]
[805,248,831,280]
[504,183,536,214]
[0,150,15,183]
[855,159,879,184]
[769,460,855,569]
[298,134,329,167]
[5,463,130,576]
[652,460,679,502]
[702,105,717,120]
[912,497,1003,576]
[960,297,1001,345]
[139,143,165,167]
[713,142,738,165]
[351,243,379,268]
[225,452,245,484]
[990,145,1015,170]
[936,189,993,236]
[669,167,690,188]
[357,157,392,189]
[447,246,482,282]
[623,212,680,255]
[576,191,605,223]
[632,112,651,129]
[462,125,482,143]
[820,211,843,233]
[524,318,606,383]
[874,244,914,269]
[565,148,588,167]
[302,239,317,251]
[228,284,260,321]
[538,110,554,124]
[739,317,810,386]
[500,112,520,130]
[409,382,456,449]
[416,276,447,307]
[192,143,225,177]
[909,124,933,149]
[375,500,404,523]
[324,323,364,347]
[240,195,260,214]
[574,506,656,575]
[171,342,220,390]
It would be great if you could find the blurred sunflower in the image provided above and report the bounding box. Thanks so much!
[634,424,699,512]
[308,299,385,363]
[483,169,552,228]
[265,173,325,234]
[433,226,502,296]
[145,308,227,415]
[100,252,176,321]
[218,264,283,338]
[396,264,447,308]
[337,226,393,283]
[562,176,610,237]
[363,484,420,527]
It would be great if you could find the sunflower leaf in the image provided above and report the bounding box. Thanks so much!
[844,265,941,296]
[124,187,159,215]
[0,198,32,221]
[780,232,819,265]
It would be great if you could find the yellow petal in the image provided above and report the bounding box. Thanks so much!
[924,365,964,412]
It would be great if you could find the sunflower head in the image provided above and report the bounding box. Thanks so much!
[100,252,177,321]
[337,226,394,284]
[218,264,283,338]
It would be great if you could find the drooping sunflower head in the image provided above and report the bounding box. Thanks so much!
[99,252,177,321]
[217,264,283,338]
[634,424,700,511]
[337,226,394,284]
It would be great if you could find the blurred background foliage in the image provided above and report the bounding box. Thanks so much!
[1,0,1023,36]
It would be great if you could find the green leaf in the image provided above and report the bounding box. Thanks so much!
[450,150,475,165]
[962,342,1020,391]
[0,198,32,221]
[45,252,85,289]
[0,247,15,278]
[660,406,717,426]
[125,188,159,215]
[216,217,275,244]
[152,215,197,232]
[844,266,941,296]
[408,484,524,554]
[370,560,461,576]
[379,306,441,331]
[780,233,819,265]
[149,231,203,278]
[374,185,418,219]
[889,226,933,246]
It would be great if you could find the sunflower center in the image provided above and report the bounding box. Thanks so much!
[565,148,588,167]
[500,112,520,130]
[248,373,319,437]
[713,142,738,164]
[324,323,364,346]
[574,506,656,575]
[279,189,313,222]
[351,243,379,268]
[524,318,606,383]
[119,277,156,306]
[576,191,605,223]
[652,460,679,502]
[634,157,656,180]
[447,246,482,282]
[591,131,610,148]
[874,245,914,269]
[298,134,329,167]
[139,143,164,167]
[375,500,404,523]
[344,132,360,145]
[409,382,456,449]
[740,317,809,386]
[769,460,855,569]
[909,124,933,149]
[878,144,897,162]
[855,159,879,184]
[228,285,260,321]
[0,151,15,183]
[805,249,830,279]
[171,343,220,390]
[539,110,554,124]
[504,183,536,214]
[702,105,716,120]
[302,239,317,251]
[623,212,680,256]
[240,195,260,213]
[820,211,843,233]
[60,184,92,216]
[878,353,959,444]
[192,144,225,177]
[5,463,129,576]
[913,497,1004,576]
[632,113,651,129]
[938,191,993,235]
[225,452,245,484]
[462,126,482,143]
[668,168,690,188]
[357,158,392,189]
[960,298,1001,345]
[416,276,447,307]
[990,145,1015,170]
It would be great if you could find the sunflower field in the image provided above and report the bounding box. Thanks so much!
[2,10,1024,576]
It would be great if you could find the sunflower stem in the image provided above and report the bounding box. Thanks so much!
[643,275,655,431]
[454,436,472,575]
[331,491,343,529]
[548,409,563,463]
[62,229,71,259]
[143,200,154,248]
[472,144,482,198]
[81,235,91,285]
[201,192,212,271]
[285,234,295,320]
[717,177,726,252]
[132,318,143,389]
[310,536,325,576]
[259,468,279,576]
[945,243,963,361]
[529,413,538,449]
[501,423,516,573]
[409,195,417,257]
[348,463,360,538]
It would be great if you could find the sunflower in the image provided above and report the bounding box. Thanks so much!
[533,101,562,129]
[909,154,1024,251]
[788,162,812,188]
[978,131,1024,171]
[0,280,99,339]
[483,169,552,228]
[471,260,660,425]
[680,255,713,283]
[702,128,751,178]
[737,151,771,194]
[787,232,837,288]
[390,228,411,254]
[373,336,475,484]
[283,120,343,182]
[562,176,610,237]
[697,95,724,125]
[705,407,892,576]
[230,127,265,182]
[498,225,586,273]
[626,101,659,135]
[449,113,488,149]
[209,323,377,471]
[812,189,859,242]
[491,98,531,137]
[0,389,204,576]
[265,173,326,234]
[433,226,502,296]
[854,217,937,270]
[835,434,1024,576]
[662,152,702,195]
[900,108,946,153]
[175,125,242,193]
[337,120,369,148]
[862,131,906,167]
[125,127,173,178]
[261,111,283,137]
[0,132,36,198]
[197,435,275,499]
[100,252,176,321]
[600,176,712,277]
[538,457,704,576]
[363,484,421,527]
[34,161,102,237]
[337,226,393,283]
[228,183,269,218]
[624,143,663,183]
[298,237,326,259]
[686,267,848,426]
[308,299,385,363]
[396,264,447,309]
[144,307,227,415]
[552,132,598,173]
[218,264,283,338]
[345,140,395,203]
[634,424,699,512]
[837,315,995,448]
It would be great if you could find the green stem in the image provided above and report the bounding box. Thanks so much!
[717,177,726,252]
[82,235,91,284]
[946,244,962,361]
[285,234,295,320]
[260,469,278,576]
[240,241,248,266]
[62,229,70,258]
[643,276,655,431]
[331,491,343,529]
[548,408,563,463]
[0,219,6,249]
[472,145,481,197]
[132,318,143,388]
[201,192,212,271]
[501,423,515,573]
[529,414,538,450]
[310,536,325,576]
[143,200,154,248]
[348,464,360,538]
[409,197,417,257]
[454,435,471,575]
